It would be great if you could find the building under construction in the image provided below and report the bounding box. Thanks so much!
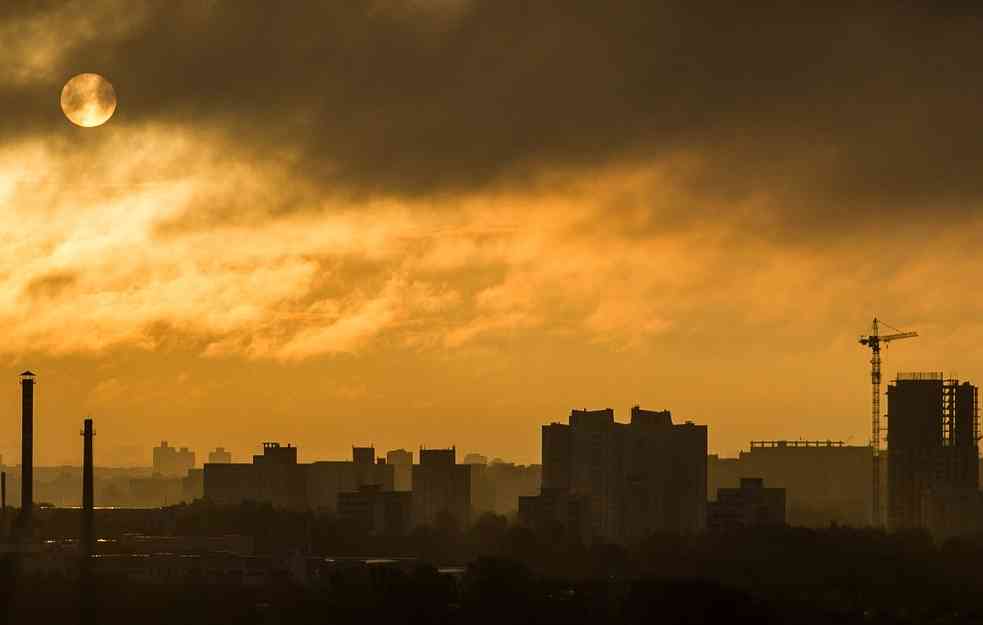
[708,440,874,527]
[887,373,979,529]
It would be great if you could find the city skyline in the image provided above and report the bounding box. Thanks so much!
[7,4,983,622]
[0,352,964,467]
[4,3,983,467]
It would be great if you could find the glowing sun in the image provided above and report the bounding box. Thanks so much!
[60,73,117,128]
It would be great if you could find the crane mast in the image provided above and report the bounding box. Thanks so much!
[859,317,917,526]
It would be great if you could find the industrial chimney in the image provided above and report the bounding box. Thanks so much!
[81,418,94,557]
[19,371,35,524]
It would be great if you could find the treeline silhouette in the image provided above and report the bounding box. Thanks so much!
[10,501,983,624]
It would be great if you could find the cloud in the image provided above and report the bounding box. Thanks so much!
[3,2,983,366]
[3,1,983,223]
[3,116,983,363]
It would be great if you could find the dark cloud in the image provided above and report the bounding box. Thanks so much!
[5,1,983,220]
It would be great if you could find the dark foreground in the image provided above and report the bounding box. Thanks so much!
[3,551,983,625]
[7,507,983,624]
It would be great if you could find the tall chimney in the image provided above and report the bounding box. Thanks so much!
[19,371,35,523]
[82,418,94,557]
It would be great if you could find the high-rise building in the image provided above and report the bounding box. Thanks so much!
[208,447,232,464]
[153,442,195,477]
[887,373,979,529]
[537,406,707,542]
[411,447,471,528]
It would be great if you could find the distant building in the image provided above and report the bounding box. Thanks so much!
[463,455,494,512]
[518,488,591,543]
[541,406,706,542]
[128,475,185,507]
[203,443,393,512]
[480,461,541,516]
[183,468,204,501]
[337,484,413,535]
[208,448,232,464]
[708,477,786,530]
[352,446,375,466]
[306,448,394,513]
[386,449,413,492]
[411,448,471,528]
[708,440,874,527]
[887,374,979,530]
[153,442,195,477]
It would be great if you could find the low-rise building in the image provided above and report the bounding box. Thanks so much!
[708,477,786,530]
[203,443,393,512]
[337,484,413,535]
[518,487,591,543]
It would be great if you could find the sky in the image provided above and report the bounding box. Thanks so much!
[2,1,983,466]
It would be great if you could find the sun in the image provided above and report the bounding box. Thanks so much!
[60,73,117,128]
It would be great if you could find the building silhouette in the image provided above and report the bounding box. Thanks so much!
[411,447,471,528]
[535,406,707,542]
[707,477,786,530]
[207,447,232,464]
[518,487,591,542]
[479,460,541,516]
[153,441,195,477]
[385,449,413,492]
[709,440,874,526]
[204,443,393,512]
[352,446,375,466]
[337,484,413,535]
[183,469,204,501]
[887,373,979,529]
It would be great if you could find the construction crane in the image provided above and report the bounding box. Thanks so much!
[859,317,917,526]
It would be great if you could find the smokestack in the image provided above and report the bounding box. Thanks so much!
[82,418,94,557]
[19,371,35,523]
[1,471,5,517]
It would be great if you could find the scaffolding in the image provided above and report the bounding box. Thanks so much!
[943,378,955,447]
[750,440,846,448]
[896,371,944,381]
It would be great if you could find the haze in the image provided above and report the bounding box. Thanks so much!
[2,2,982,466]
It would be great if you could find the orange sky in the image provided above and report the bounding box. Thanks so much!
[2,2,983,466]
